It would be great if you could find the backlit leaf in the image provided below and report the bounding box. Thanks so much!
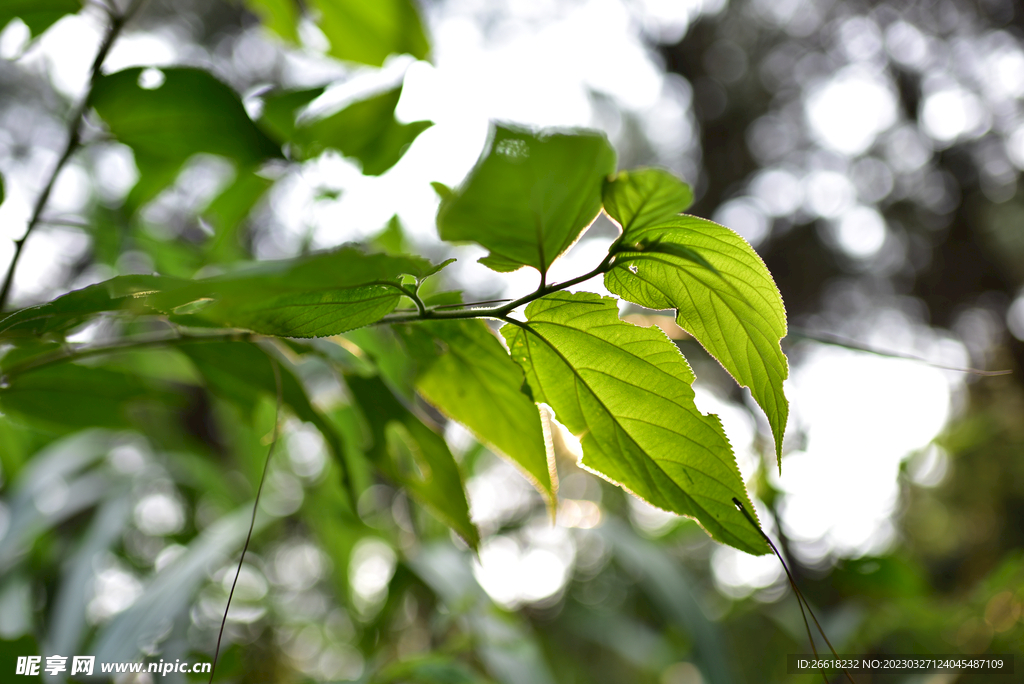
[400,319,555,505]
[605,215,789,467]
[437,125,616,274]
[500,292,767,555]
[602,168,693,236]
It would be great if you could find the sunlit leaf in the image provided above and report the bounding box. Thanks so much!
[0,0,78,39]
[400,319,555,505]
[605,215,789,467]
[437,125,616,274]
[501,292,767,555]
[91,67,282,208]
[308,0,430,67]
[602,168,693,236]
[346,374,479,550]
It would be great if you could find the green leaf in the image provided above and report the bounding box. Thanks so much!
[0,0,79,39]
[309,0,430,66]
[179,340,354,503]
[437,125,616,274]
[91,67,283,208]
[0,275,177,340]
[602,168,693,236]
[500,292,767,555]
[0,364,184,431]
[147,248,436,337]
[0,171,5,205]
[346,374,479,550]
[604,215,789,467]
[241,0,300,43]
[400,319,555,505]
[285,85,432,175]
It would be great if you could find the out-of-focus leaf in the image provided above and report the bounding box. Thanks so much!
[309,0,429,66]
[605,215,789,467]
[257,86,325,144]
[90,504,271,663]
[0,275,175,341]
[46,494,131,659]
[602,520,738,684]
[0,364,184,431]
[501,292,768,555]
[437,125,616,274]
[0,431,114,572]
[346,374,479,549]
[602,168,693,235]
[0,171,5,205]
[91,67,282,208]
[241,0,300,43]
[146,248,437,337]
[0,0,78,39]
[274,85,432,175]
[409,545,557,684]
[373,654,493,684]
[202,170,275,261]
[399,319,555,505]
[179,340,353,500]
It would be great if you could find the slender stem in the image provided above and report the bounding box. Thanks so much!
[0,0,146,311]
[208,355,282,684]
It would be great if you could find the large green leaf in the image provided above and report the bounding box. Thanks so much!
[605,215,789,467]
[602,168,694,236]
[346,374,478,550]
[308,0,429,67]
[178,340,353,501]
[0,0,79,39]
[0,275,175,340]
[500,292,767,555]
[400,319,555,504]
[91,67,282,207]
[263,84,432,175]
[147,248,436,337]
[437,125,616,274]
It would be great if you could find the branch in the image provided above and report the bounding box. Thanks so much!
[0,0,146,311]
[379,252,615,325]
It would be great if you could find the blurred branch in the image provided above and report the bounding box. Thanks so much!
[0,0,146,311]
[788,327,1012,377]
[0,329,253,380]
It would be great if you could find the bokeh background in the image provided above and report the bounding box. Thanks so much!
[1,0,1023,682]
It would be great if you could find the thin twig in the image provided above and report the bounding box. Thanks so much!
[0,0,146,311]
[208,355,282,683]
[732,498,857,684]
